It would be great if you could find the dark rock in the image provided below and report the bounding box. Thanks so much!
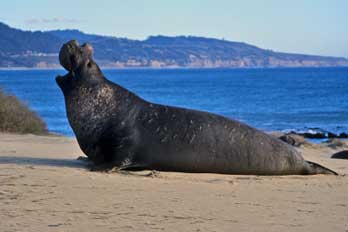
[331,150,348,159]
[327,132,338,138]
[289,128,348,139]
[338,132,348,138]
[301,132,326,139]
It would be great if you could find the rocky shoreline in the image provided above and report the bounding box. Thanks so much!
[279,128,348,139]
[269,129,348,149]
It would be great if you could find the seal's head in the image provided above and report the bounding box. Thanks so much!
[59,40,93,72]
[56,40,103,94]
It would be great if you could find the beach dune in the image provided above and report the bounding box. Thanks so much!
[0,133,347,231]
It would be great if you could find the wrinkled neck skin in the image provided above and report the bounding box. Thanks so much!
[57,59,103,95]
[56,59,142,156]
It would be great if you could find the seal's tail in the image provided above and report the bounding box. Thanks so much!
[304,160,338,175]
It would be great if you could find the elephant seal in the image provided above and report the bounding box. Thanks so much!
[56,40,337,175]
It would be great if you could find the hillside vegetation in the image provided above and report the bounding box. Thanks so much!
[0,89,48,134]
[1,22,348,68]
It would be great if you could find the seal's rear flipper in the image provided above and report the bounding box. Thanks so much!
[304,161,338,175]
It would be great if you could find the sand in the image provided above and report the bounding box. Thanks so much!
[0,133,347,232]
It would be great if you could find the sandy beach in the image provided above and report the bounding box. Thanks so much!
[0,133,347,232]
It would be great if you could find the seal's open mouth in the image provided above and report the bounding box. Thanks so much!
[59,40,94,73]
[59,40,80,72]
[56,40,88,90]
[56,40,97,92]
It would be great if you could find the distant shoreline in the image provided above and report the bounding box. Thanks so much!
[2,21,348,71]
[1,66,348,71]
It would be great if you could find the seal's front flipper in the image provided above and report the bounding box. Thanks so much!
[89,160,148,173]
[90,162,120,172]
[119,163,148,171]
[304,161,338,175]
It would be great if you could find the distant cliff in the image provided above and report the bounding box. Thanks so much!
[1,22,348,69]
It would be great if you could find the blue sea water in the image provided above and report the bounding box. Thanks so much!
[0,67,347,137]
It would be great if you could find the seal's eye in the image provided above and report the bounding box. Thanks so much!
[87,61,92,68]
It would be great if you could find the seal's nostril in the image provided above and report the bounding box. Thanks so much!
[84,43,94,57]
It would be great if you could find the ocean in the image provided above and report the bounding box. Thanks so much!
[0,67,347,137]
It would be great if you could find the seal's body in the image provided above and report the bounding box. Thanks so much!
[56,40,336,175]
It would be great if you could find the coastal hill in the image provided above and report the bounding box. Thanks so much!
[1,22,348,68]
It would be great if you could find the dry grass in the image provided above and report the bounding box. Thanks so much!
[0,89,48,134]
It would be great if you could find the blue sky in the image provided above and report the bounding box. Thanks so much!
[1,0,347,57]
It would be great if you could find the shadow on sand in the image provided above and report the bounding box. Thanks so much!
[0,156,90,169]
